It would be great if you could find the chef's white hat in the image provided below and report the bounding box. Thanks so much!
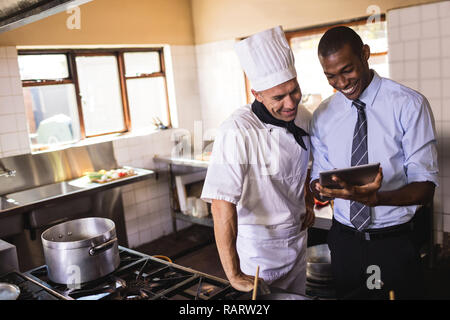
[234,26,296,92]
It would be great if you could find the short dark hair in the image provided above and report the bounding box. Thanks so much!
[318,26,364,58]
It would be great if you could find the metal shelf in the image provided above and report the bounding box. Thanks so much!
[174,211,213,228]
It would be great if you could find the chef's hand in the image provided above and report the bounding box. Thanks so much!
[301,204,315,231]
[316,167,383,207]
[229,272,266,293]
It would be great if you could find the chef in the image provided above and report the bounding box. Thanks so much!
[201,26,314,294]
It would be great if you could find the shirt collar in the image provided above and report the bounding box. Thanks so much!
[340,69,382,110]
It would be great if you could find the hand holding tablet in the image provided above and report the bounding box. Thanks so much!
[316,163,383,207]
[319,163,381,189]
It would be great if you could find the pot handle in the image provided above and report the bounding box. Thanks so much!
[89,238,117,256]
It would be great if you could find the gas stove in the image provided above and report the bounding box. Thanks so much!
[22,246,246,300]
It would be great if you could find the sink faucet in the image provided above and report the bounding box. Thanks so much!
[0,161,16,177]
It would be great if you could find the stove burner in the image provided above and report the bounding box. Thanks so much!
[23,246,246,300]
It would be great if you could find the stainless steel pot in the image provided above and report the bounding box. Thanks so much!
[41,217,120,285]
[306,244,333,282]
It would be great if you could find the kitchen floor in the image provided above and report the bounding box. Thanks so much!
[136,224,450,300]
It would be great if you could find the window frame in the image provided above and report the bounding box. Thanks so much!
[244,15,387,104]
[18,47,171,145]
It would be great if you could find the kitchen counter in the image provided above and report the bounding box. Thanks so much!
[154,154,333,231]
[0,167,155,218]
[153,154,209,168]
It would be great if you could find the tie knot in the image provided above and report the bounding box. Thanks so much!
[353,99,366,111]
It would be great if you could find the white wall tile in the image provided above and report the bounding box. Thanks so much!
[429,98,442,120]
[17,131,29,152]
[404,40,420,60]
[420,20,440,38]
[400,5,421,25]
[442,36,450,57]
[441,17,450,36]
[444,214,450,232]
[387,26,400,44]
[442,99,450,121]
[400,24,421,41]
[420,38,440,59]
[421,3,439,21]
[0,132,19,151]
[0,114,18,133]
[420,79,441,98]
[388,43,404,62]
[139,229,153,245]
[420,59,441,78]
[0,77,12,96]
[387,10,400,28]
[0,96,13,115]
[438,1,450,18]
[5,47,17,59]
[122,190,135,207]
[0,59,9,77]
[127,232,140,248]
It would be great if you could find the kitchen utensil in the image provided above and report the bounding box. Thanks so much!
[41,217,120,284]
[252,265,259,300]
[389,290,395,300]
[0,283,20,300]
[306,244,333,282]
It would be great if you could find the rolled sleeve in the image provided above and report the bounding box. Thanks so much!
[201,122,249,204]
[401,95,439,187]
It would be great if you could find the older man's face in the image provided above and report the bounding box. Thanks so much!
[253,78,302,122]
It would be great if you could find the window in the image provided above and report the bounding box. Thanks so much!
[244,17,388,113]
[18,48,170,151]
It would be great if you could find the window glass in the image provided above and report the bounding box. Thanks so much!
[126,77,168,130]
[75,55,126,136]
[23,84,81,147]
[124,52,161,77]
[18,54,69,80]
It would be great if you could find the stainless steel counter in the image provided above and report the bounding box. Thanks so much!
[154,154,333,231]
[154,154,209,168]
[0,167,154,217]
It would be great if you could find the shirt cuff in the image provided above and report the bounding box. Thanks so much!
[407,173,439,187]
[200,193,240,205]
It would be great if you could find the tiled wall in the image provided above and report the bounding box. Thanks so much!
[0,47,30,157]
[195,40,247,134]
[169,45,203,135]
[113,129,191,249]
[388,1,450,247]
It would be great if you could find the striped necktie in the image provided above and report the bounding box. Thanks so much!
[350,99,371,231]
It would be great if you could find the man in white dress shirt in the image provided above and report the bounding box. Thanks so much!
[201,26,315,294]
[310,26,439,299]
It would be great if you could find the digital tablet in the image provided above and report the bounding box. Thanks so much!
[319,163,380,189]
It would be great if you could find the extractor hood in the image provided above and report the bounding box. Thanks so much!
[0,0,93,33]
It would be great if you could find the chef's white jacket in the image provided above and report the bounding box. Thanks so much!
[201,103,311,292]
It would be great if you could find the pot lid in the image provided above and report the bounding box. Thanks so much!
[0,283,20,300]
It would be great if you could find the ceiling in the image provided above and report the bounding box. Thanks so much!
[0,0,92,33]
